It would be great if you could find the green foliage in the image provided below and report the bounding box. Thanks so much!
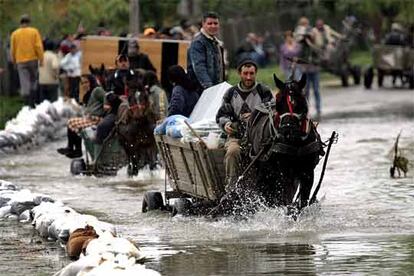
[0,95,24,129]
[201,0,278,17]
[68,0,130,35]
[1,0,413,41]
[140,0,181,28]
[350,50,372,66]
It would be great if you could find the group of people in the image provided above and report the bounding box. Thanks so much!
[51,12,223,160]
[7,10,321,189]
[56,10,267,188]
[10,14,86,107]
[279,17,345,120]
[7,11,315,187]
[185,13,274,192]
[7,14,204,109]
[236,32,270,67]
[56,53,166,159]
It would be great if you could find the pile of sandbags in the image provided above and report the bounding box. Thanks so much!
[0,179,161,276]
[0,98,79,153]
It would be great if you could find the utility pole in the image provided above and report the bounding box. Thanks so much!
[129,0,140,36]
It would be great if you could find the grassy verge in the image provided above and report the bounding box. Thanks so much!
[0,95,25,129]
[227,64,283,86]
[350,49,372,66]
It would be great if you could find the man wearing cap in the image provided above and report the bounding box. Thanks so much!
[10,14,44,107]
[187,11,225,94]
[216,60,273,192]
[107,54,136,96]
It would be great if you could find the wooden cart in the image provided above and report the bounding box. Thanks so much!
[141,135,226,213]
[364,45,414,89]
[70,129,127,177]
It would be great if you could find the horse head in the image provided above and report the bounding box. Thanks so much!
[89,63,109,90]
[273,73,308,118]
[272,73,311,145]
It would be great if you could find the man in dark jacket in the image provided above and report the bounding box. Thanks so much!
[106,54,135,96]
[128,39,157,72]
[95,92,121,144]
[187,12,225,94]
[216,60,273,191]
[385,23,408,46]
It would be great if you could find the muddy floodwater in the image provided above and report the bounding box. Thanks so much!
[0,86,413,275]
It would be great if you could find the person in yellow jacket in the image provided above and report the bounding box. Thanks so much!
[10,14,44,107]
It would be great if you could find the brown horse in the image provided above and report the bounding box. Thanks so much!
[116,72,159,176]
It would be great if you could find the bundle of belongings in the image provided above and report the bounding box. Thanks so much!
[154,82,231,143]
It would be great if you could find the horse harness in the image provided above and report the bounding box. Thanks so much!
[253,101,322,159]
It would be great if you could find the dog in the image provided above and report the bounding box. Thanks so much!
[66,225,99,260]
[390,131,409,178]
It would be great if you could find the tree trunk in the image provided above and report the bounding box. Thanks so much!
[129,0,140,36]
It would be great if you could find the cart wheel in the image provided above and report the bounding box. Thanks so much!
[171,198,192,216]
[377,69,384,87]
[70,158,86,175]
[409,69,414,89]
[352,65,361,85]
[142,191,164,213]
[364,67,373,89]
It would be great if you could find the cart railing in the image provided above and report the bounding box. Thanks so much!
[373,45,414,71]
[155,135,226,201]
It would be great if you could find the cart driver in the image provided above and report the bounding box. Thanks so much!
[216,59,273,192]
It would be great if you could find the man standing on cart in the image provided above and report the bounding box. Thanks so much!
[216,60,273,192]
[187,11,225,94]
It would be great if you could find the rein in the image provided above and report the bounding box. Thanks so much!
[286,94,294,116]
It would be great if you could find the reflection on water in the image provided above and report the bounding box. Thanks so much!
[0,88,413,275]
[0,220,69,275]
[155,243,318,276]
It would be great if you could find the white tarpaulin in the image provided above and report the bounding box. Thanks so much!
[189,82,232,124]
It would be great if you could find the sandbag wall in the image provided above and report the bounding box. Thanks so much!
[0,179,161,276]
[0,99,79,154]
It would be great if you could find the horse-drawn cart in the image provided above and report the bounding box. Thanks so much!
[141,135,226,214]
[364,45,414,89]
[70,129,127,176]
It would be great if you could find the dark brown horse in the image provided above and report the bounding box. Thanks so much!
[245,74,324,210]
[88,64,110,91]
[116,72,158,176]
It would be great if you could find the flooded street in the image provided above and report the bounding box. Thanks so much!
[1,85,413,275]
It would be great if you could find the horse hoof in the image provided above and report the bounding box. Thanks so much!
[286,205,300,220]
